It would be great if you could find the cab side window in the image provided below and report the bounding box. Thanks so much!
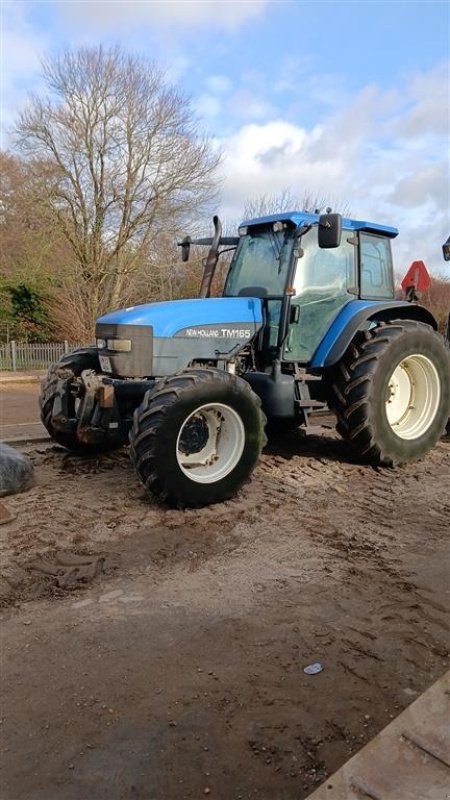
[360,234,394,299]
[293,227,355,296]
[284,228,355,363]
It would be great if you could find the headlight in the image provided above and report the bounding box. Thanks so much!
[97,338,107,349]
[107,339,132,352]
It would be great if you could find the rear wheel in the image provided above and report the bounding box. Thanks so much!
[129,368,266,507]
[330,321,450,465]
[40,348,123,454]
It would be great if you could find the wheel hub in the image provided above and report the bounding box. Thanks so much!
[178,416,210,456]
[176,403,245,484]
[385,354,441,440]
[386,364,412,421]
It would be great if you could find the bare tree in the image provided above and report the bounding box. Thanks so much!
[14,46,221,338]
[242,189,350,219]
[0,153,68,281]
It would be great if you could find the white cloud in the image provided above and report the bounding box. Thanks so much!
[387,162,447,209]
[58,0,269,32]
[197,67,278,126]
[388,61,449,139]
[216,63,450,275]
[219,120,309,191]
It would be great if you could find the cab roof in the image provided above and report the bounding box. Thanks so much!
[239,210,398,239]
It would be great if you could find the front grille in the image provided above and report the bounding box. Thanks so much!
[95,323,153,378]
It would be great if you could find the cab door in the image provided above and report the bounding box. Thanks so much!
[283,227,357,363]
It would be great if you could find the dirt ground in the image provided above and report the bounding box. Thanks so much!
[0,384,449,800]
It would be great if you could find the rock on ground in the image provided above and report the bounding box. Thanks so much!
[0,443,34,496]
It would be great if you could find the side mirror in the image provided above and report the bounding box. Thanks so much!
[318,213,342,249]
[180,236,191,262]
[443,235,450,262]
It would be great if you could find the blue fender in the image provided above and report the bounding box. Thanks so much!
[310,300,438,368]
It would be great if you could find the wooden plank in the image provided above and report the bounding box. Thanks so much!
[308,671,450,800]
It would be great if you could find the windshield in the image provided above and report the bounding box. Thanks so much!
[224,227,295,297]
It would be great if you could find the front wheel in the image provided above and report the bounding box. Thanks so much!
[129,368,266,507]
[330,321,450,465]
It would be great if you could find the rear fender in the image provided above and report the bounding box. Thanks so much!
[310,301,438,368]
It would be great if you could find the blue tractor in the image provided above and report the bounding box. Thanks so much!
[40,211,450,507]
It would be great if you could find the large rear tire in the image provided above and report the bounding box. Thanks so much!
[330,321,450,465]
[129,368,266,507]
[40,347,123,454]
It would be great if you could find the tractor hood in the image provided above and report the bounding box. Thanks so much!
[95,298,263,378]
[97,297,263,338]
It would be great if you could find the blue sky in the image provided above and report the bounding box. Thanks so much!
[1,0,449,275]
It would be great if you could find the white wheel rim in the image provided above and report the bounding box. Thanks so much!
[176,403,245,484]
[385,354,441,440]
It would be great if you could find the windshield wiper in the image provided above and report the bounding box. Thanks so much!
[268,230,285,271]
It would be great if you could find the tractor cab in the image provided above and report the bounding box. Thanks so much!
[221,211,398,365]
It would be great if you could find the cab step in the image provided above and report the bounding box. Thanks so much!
[296,399,328,409]
[294,372,322,382]
[299,424,333,435]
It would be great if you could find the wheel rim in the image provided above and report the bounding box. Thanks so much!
[385,354,441,440]
[176,403,245,484]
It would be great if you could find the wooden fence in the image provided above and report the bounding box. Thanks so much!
[0,342,88,372]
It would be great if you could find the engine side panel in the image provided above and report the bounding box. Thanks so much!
[152,323,259,376]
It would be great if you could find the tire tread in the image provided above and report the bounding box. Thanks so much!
[129,367,266,507]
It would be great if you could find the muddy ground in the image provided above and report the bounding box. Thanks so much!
[0,384,449,800]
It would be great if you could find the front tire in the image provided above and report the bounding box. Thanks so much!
[330,321,450,465]
[129,368,266,507]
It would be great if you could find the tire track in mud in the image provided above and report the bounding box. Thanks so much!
[1,438,449,626]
